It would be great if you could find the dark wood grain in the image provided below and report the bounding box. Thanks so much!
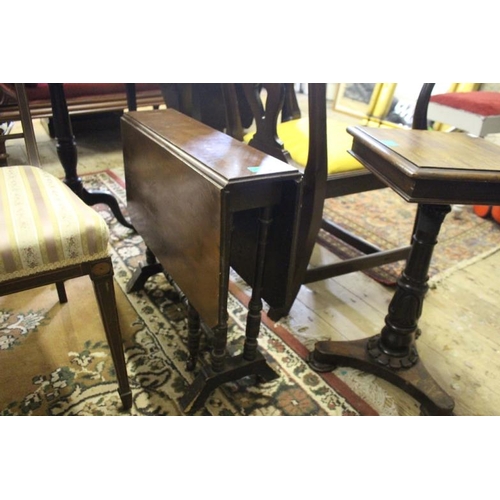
[348,126,500,204]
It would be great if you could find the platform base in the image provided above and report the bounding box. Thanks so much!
[309,337,455,416]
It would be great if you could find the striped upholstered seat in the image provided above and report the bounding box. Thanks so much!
[0,165,110,282]
[0,164,131,409]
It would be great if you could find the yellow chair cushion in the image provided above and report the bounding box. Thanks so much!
[245,118,399,175]
[245,118,372,175]
[0,165,110,282]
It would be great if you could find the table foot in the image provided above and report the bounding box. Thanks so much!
[268,305,292,322]
[309,337,455,416]
[179,351,279,414]
[47,84,134,231]
[80,187,135,230]
[126,261,165,293]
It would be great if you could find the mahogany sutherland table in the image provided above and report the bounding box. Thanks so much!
[121,109,301,412]
[309,126,500,415]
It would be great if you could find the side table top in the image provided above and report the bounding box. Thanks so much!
[347,126,500,205]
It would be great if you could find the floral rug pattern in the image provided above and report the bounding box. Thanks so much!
[0,170,373,416]
[0,309,47,351]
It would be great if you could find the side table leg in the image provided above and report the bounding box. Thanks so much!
[209,205,233,373]
[243,206,273,361]
[309,204,456,415]
[48,84,134,230]
[186,302,202,371]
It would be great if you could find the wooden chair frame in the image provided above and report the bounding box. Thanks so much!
[0,257,132,409]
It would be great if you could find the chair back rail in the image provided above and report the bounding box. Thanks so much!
[413,83,435,130]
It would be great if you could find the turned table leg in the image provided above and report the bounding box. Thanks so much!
[179,206,278,413]
[309,203,456,415]
[243,206,273,361]
[48,84,134,230]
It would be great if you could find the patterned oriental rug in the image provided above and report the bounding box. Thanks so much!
[0,169,379,416]
[319,188,500,285]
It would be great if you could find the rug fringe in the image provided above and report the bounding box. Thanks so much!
[429,245,500,287]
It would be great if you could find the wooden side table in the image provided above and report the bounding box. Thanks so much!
[121,109,301,412]
[309,126,500,415]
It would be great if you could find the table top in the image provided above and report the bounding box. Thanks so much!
[125,110,299,187]
[347,126,500,205]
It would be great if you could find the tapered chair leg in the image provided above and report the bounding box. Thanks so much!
[89,258,132,410]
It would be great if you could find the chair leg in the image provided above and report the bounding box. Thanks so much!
[0,138,8,167]
[89,258,132,410]
[55,281,68,303]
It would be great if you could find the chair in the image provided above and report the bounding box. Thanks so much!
[227,83,432,320]
[0,85,132,409]
[427,84,499,138]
